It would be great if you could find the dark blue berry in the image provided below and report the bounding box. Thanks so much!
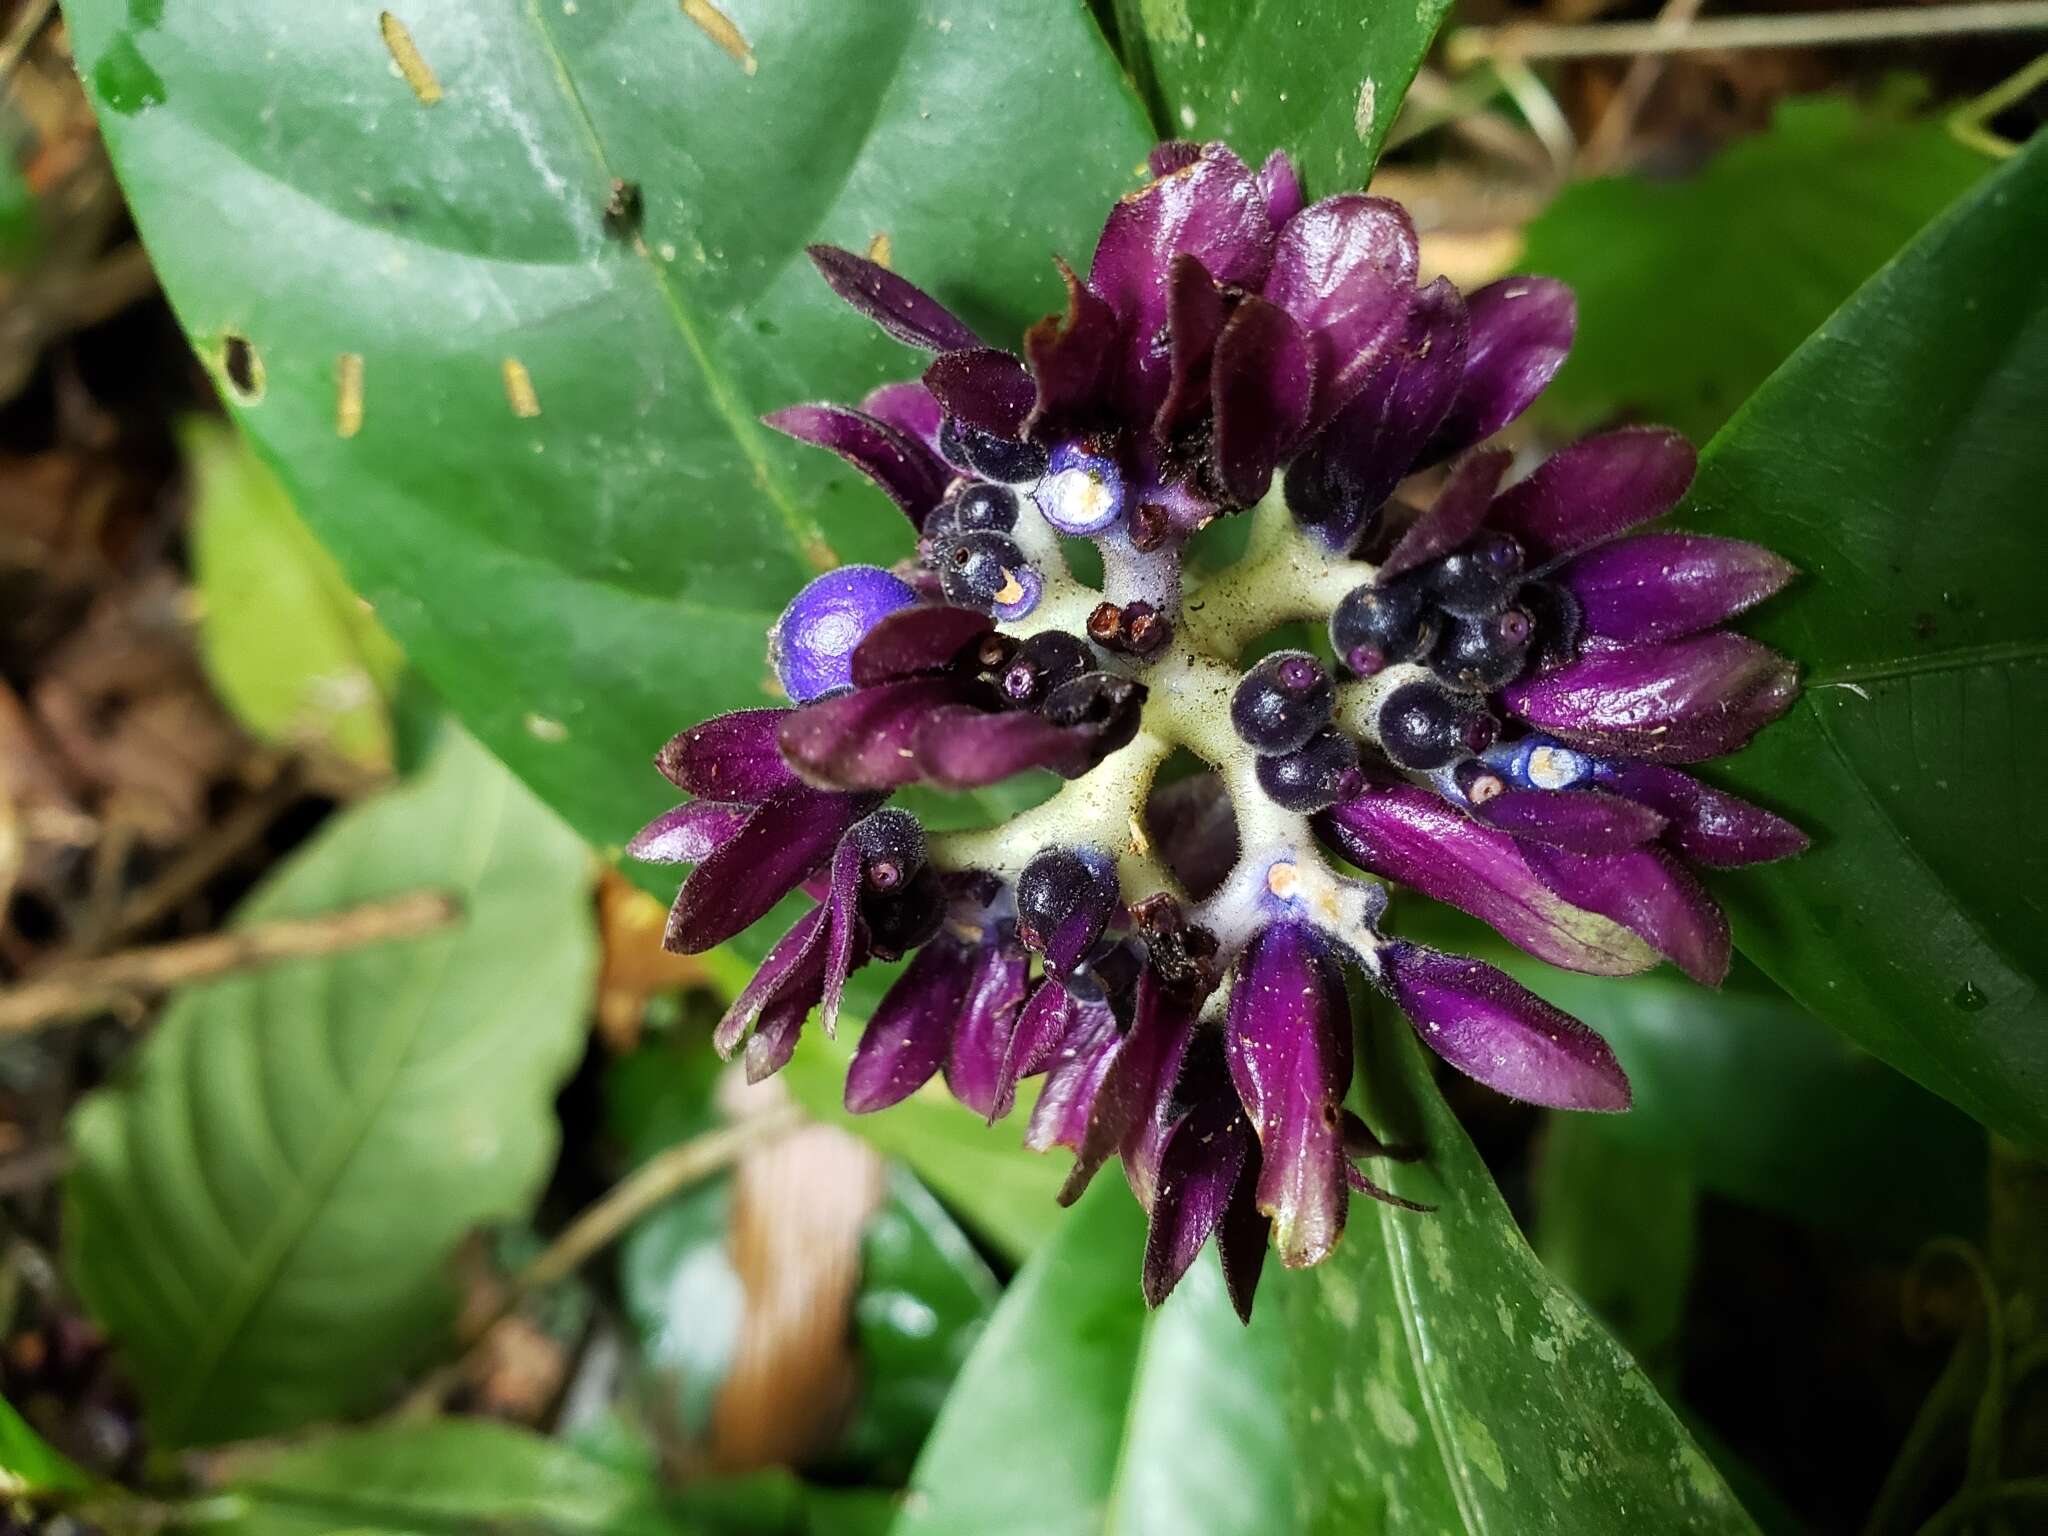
[1518,580,1584,672]
[848,807,927,893]
[939,415,1050,484]
[1016,847,1119,975]
[926,481,1020,539]
[772,565,919,702]
[1331,577,1437,677]
[1377,681,1496,770]
[1000,631,1093,708]
[1231,651,1335,755]
[1256,728,1363,812]
[864,864,945,958]
[1429,534,1524,616]
[1430,607,1534,693]
[936,530,1042,620]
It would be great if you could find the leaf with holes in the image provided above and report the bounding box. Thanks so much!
[896,1177,1293,1536]
[62,728,597,1446]
[63,0,1153,870]
[1110,0,1452,188]
[1286,1019,1759,1535]
[1680,131,2048,1148]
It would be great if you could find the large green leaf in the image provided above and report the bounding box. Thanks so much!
[1681,131,2048,1148]
[66,0,1153,861]
[1286,1019,1758,1535]
[1522,95,1990,442]
[897,1178,1293,1536]
[63,728,597,1446]
[1110,0,1452,187]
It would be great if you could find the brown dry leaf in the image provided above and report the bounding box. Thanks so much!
[709,1079,885,1471]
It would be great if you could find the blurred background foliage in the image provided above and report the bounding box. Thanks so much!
[0,0,2042,1533]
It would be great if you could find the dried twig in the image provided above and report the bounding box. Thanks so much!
[1449,3,2048,67]
[0,888,460,1030]
[1580,0,1709,173]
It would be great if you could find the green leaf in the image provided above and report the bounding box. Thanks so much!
[185,417,404,771]
[1680,130,2048,1148]
[66,0,1153,863]
[1532,1116,1695,1378]
[1396,904,1986,1245]
[193,1419,658,1536]
[1111,0,1452,187]
[189,1417,899,1535]
[63,728,598,1446]
[1286,1019,1758,1535]
[836,1169,1001,1484]
[1523,95,1991,441]
[0,1392,91,1497]
[897,1177,1293,1536]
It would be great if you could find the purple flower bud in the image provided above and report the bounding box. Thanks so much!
[1379,941,1631,1111]
[770,566,920,704]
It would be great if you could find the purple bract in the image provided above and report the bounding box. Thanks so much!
[630,141,1806,1319]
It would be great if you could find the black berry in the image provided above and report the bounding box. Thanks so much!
[1231,651,1335,755]
[863,864,945,959]
[1256,728,1363,812]
[936,529,1038,618]
[1518,580,1584,672]
[1377,680,1495,770]
[1429,534,1524,616]
[926,481,1019,540]
[939,415,1049,484]
[1001,631,1093,708]
[1331,577,1437,677]
[1016,847,1118,973]
[1430,608,1534,693]
[848,807,927,893]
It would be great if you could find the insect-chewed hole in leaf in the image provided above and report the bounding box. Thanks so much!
[220,333,265,404]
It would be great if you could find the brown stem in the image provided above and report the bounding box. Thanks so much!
[0,889,460,1031]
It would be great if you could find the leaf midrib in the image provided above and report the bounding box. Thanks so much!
[1806,636,2048,689]
[157,773,510,1441]
[519,0,824,563]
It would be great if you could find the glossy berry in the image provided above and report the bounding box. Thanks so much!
[848,807,927,892]
[1000,631,1094,708]
[1431,608,1534,693]
[1518,580,1584,672]
[863,864,945,958]
[1033,443,1125,535]
[1231,651,1335,756]
[1430,534,1524,616]
[926,482,1020,540]
[771,565,919,702]
[1330,577,1437,677]
[1016,847,1119,975]
[939,414,1050,485]
[1377,680,1495,770]
[936,530,1043,621]
[1256,728,1363,812]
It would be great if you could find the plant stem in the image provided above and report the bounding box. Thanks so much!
[1448,3,2048,68]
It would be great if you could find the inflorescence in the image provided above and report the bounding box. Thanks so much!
[632,142,1807,1319]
